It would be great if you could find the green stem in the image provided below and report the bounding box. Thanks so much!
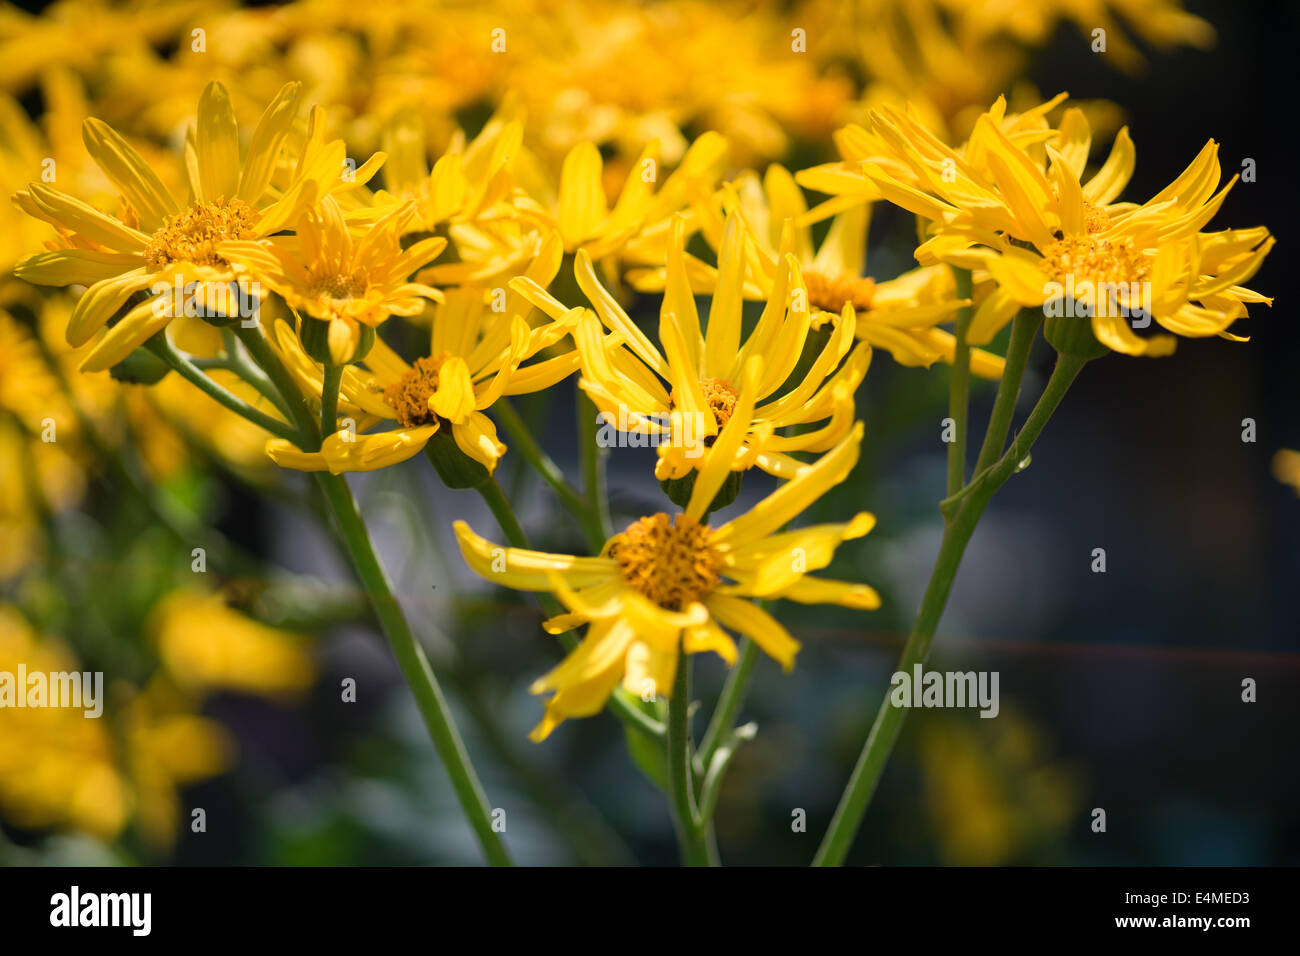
[145,335,299,443]
[476,474,531,553]
[320,363,343,440]
[495,398,605,552]
[314,471,513,866]
[234,323,320,449]
[694,638,758,778]
[947,268,974,498]
[813,352,1087,867]
[666,649,714,866]
[576,390,612,540]
[221,326,293,419]
[973,309,1041,478]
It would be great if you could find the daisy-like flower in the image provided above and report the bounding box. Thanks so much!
[455,420,878,740]
[514,210,871,482]
[511,130,727,261]
[12,80,383,371]
[629,167,1005,379]
[262,234,575,474]
[847,95,1274,355]
[370,96,525,235]
[220,195,446,365]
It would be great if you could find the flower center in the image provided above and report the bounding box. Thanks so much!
[1039,234,1149,290]
[310,271,368,301]
[1082,200,1111,234]
[669,377,739,438]
[144,198,258,268]
[383,355,447,427]
[610,513,724,611]
[803,270,876,314]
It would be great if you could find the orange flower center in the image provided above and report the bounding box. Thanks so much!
[310,271,368,301]
[144,198,258,268]
[383,355,448,427]
[803,269,876,314]
[610,513,724,611]
[1040,234,1149,290]
[669,377,739,435]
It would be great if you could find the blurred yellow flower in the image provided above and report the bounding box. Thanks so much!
[149,588,315,697]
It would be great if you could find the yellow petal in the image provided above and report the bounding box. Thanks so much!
[81,118,178,231]
[195,81,240,203]
[705,594,800,671]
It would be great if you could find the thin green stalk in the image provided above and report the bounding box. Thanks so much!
[973,309,1041,478]
[666,649,714,866]
[315,471,513,866]
[320,363,343,440]
[145,335,299,443]
[494,398,605,552]
[694,638,758,778]
[221,326,293,419]
[476,474,531,555]
[947,268,974,497]
[813,352,1087,867]
[576,390,612,540]
[234,323,320,449]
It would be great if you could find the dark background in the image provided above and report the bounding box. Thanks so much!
[4,0,1296,866]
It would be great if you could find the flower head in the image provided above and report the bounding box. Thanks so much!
[456,424,878,740]
[515,210,871,482]
[846,95,1274,355]
[13,80,382,371]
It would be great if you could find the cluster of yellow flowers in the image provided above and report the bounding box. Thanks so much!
[0,0,1277,862]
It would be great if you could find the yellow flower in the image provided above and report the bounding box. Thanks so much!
[631,168,1005,379]
[372,96,525,235]
[149,588,315,698]
[511,130,727,260]
[0,606,231,850]
[852,96,1275,355]
[1274,449,1300,495]
[221,196,446,365]
[455,424,877,740]
[12,80,382,371]
[515,210,870,481]
[264,234,575,474]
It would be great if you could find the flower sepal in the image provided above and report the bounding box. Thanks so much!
[660,468,742,514]
[299,314,375,366]
[109,345,172,386]
[1044,314,1109,362]
[424,426,492,489]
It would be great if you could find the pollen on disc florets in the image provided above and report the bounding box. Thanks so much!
[384,354,448,427]
[802,269,876,314]
[310,271,368,301]
[669,377,740,432]
[610,513,724,611]
[144,198,258,269]
[1039,234,1149,289]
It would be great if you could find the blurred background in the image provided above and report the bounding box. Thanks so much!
[1,0,1296,865]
